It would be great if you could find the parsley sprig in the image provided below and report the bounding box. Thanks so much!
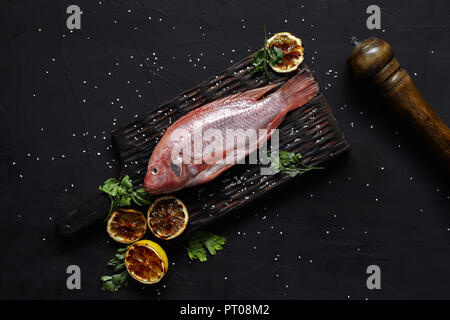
[101,246,129,292]
[186,231,226,262]
[99,175,152,221]
[270,150,324,177]
[252,26,284,77]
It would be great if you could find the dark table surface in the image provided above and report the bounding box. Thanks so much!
[0,0,449,299]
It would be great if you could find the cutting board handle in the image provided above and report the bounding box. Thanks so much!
[58,193,110,237]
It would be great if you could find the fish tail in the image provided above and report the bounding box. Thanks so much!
[279,70,319,112]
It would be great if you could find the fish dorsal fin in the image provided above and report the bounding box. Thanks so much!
[232,83,279,101]
[218,83,279,105]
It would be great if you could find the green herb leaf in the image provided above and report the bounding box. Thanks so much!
[99,178,119,196]
[203,235,226,255]
[269,150,324,177]
[251,26,284,77]
[269,46,284,65]
[112,262,126,273]
[120,175,133,191]
[132,187,153,206]
[100,276,116,292]
[101,246,129,292]
[186,231,227,262]
[117,194,132,208]
[101,270,128,292]
[99,175,153,221]
[251,48,266,74]
[117,247,128,254]
[187,239,208,262]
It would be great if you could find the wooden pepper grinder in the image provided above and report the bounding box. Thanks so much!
[348,37,450,172]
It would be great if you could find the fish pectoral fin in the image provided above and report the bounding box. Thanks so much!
[187,163,234,186]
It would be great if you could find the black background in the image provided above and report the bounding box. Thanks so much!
[0,0,449,299]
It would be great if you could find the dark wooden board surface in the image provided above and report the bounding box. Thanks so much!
[112,55,350,233]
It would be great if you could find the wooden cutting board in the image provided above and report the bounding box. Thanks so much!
[59,54,350,237]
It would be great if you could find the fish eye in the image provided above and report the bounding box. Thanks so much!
[151,166,159,175]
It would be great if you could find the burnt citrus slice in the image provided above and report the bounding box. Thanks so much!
[124,240,168,284]
[106,209,147,244]
[266,32,304,73]
[147,196,189,240]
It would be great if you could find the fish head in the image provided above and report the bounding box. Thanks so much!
[144,143,190,195]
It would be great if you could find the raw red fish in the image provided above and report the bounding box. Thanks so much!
[144,70,319,194]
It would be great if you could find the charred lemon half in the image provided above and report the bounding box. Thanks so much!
[147,196,189,240]
[124,240,168,284]
[266,32,304,73]
[106,209,147,244]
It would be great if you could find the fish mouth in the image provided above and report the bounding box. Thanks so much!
[144,178,183,195]
[144,183,164,195]
[145,185,182,195]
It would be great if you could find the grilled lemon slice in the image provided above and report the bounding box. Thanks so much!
[106,209,147,244]
[147,196,189,240]
[266,32,304,73]
[124,240,169,284]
